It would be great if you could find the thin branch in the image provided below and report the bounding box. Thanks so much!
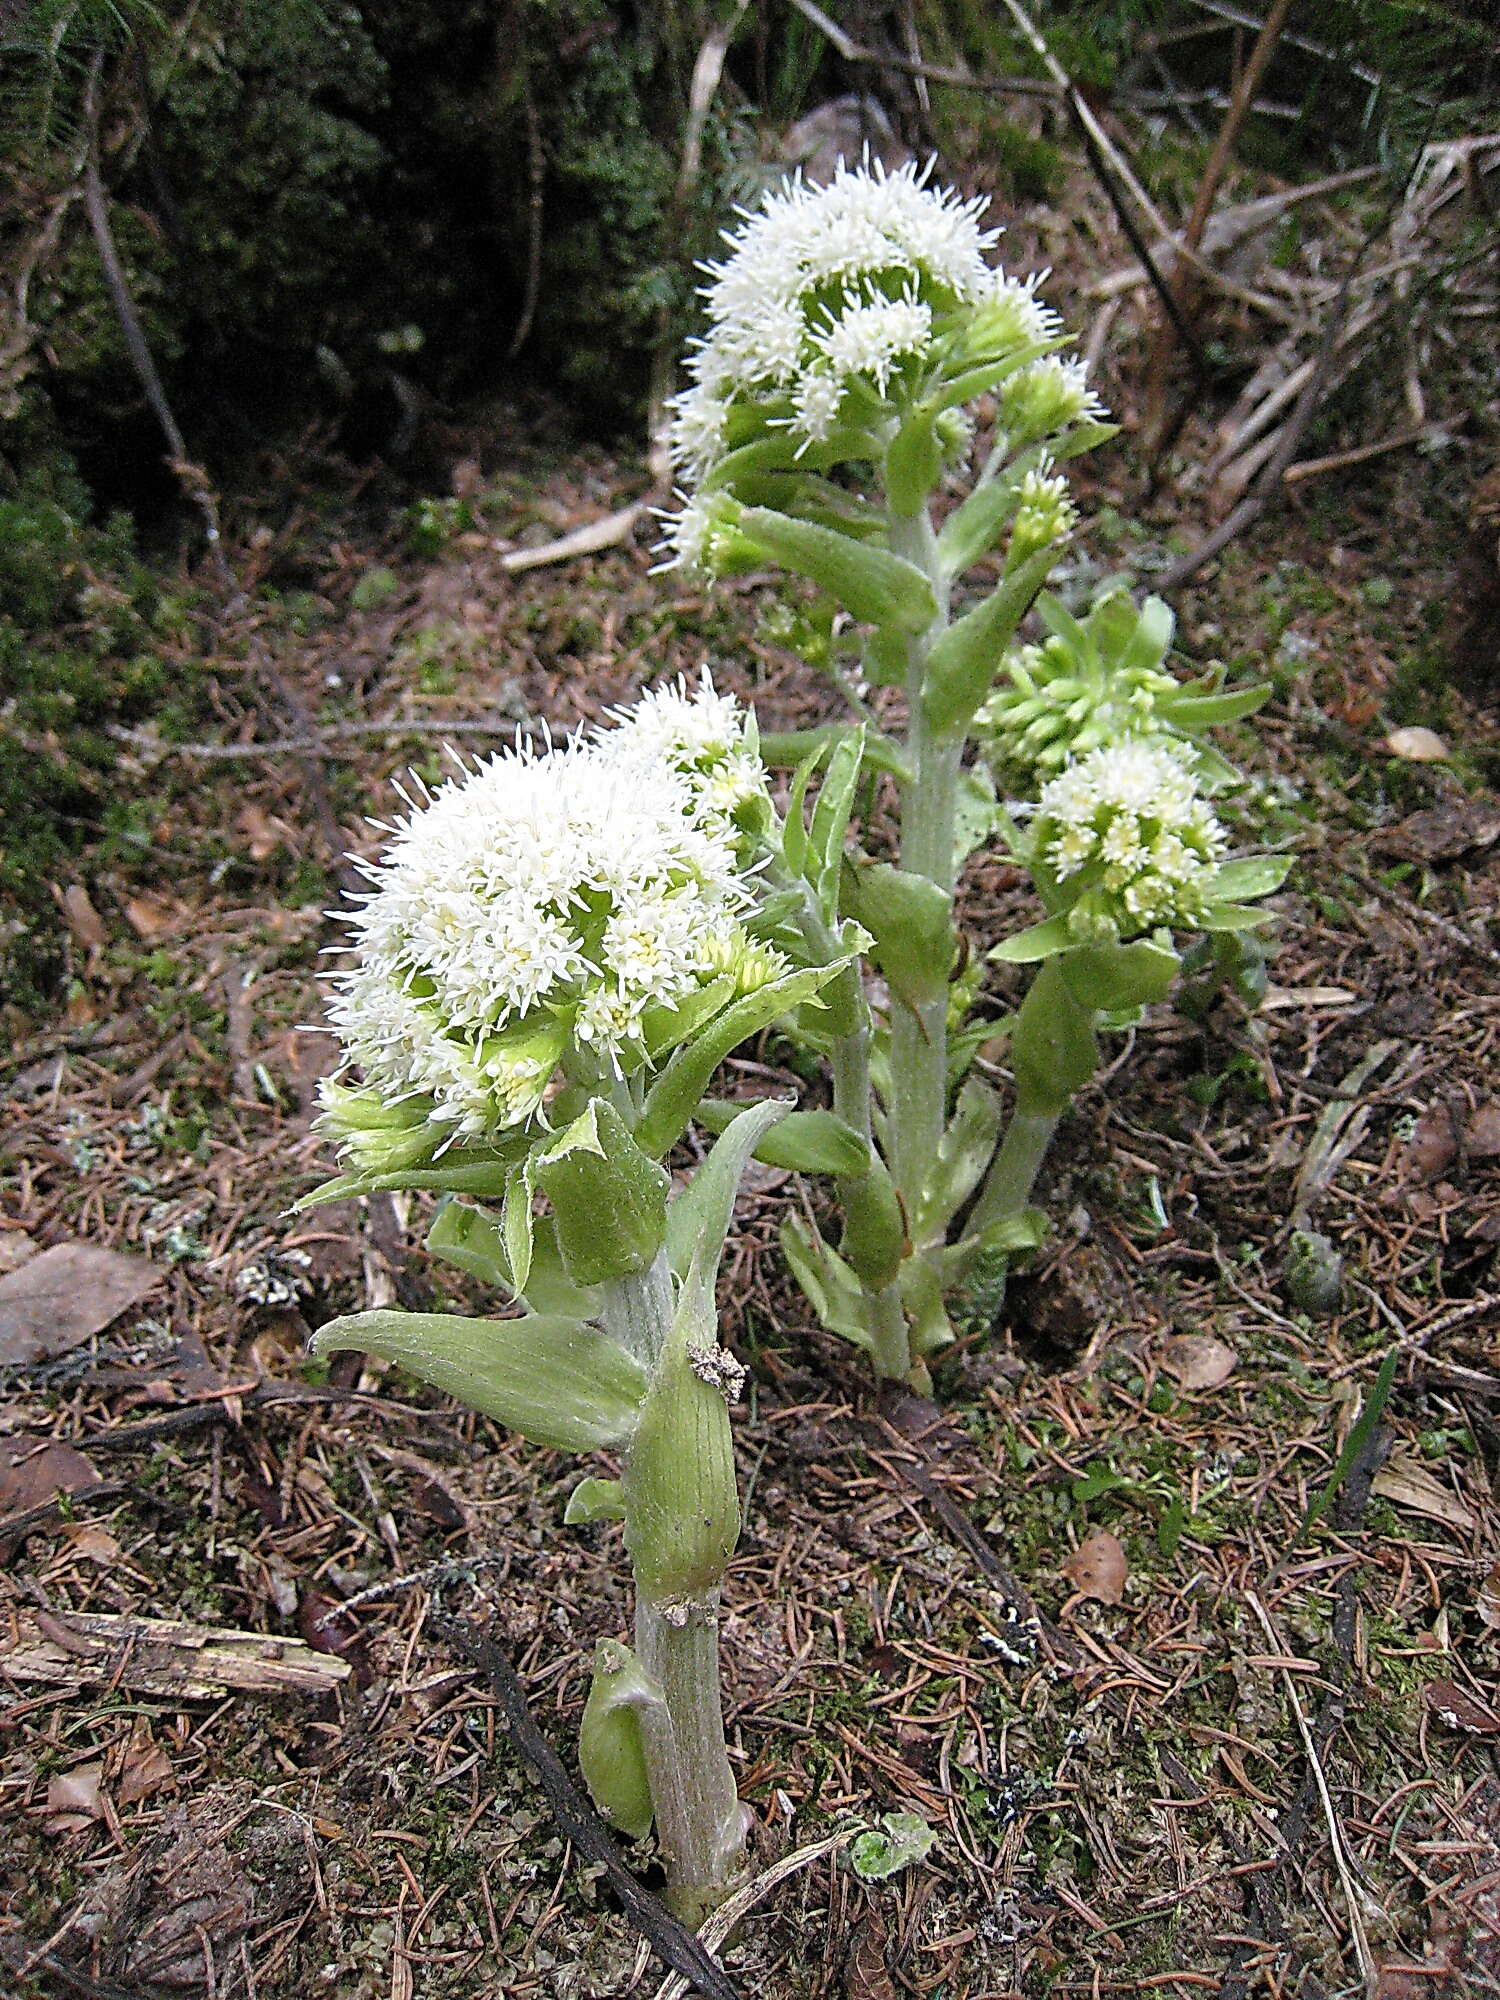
[780,0,1058,98]
[506,67,545,360]
[1141,0,1295,455]
[1154,156,1424,594]
[80,48,232,590]
[428,1616,744,2000]
[109,716,528,761]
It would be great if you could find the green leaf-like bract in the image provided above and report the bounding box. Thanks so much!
[693,1099,868,1177]
[736,507,937,633]
[309,1309,648,1453]
[845,861,954,1010]
[637,963,845,1159]
[534,1099,669,1286]
[923,546,1061,735]
[579,1640,660,1839]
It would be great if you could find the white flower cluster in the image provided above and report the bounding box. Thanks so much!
[326,679,772,1139]
[1034,741,1229,937]
[661,159,1080,568]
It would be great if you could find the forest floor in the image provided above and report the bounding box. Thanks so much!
[4,199,1500,2000]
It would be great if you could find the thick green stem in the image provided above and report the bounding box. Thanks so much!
[887,504,956,1279]
[965,1106,1059,1246]
[599,1256,675,1371]
[633,1587,748,1924]
[599,1250,746,1919]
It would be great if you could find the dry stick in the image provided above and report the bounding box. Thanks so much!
[784,0,1209,385]
[1244,1593,1379,1996]
[427,1616,743,2000]
[1140,0,1295,460]
[80,52,349,876]
[80,52,232,593]
[507,68,545,360]
[110,716,527,760]
[647,0,750,482]
[989,0,1216,388]
[779,0,1058,99]
[1153,164,1414,596]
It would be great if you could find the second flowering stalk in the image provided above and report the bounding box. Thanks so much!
[307,684,859,1919]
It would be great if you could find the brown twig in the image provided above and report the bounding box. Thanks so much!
[80,51,233,591]
[427,1615,744,2000]
[1140,0,1295,458]
[1153,161,1416,595]
[779,0,1057,99]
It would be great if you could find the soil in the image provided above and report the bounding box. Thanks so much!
[3,180,1499,2000]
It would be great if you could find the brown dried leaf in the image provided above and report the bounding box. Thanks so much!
[62,1523,121,1565]
[1465,1102,1500,1160]
[0,1240,162,1365]
[236,802,285,862]
[54,882,106,951]
[1384,725,1450,762]
[47,1761,106,1822]
[1063,1530,1128,1606]
[1424,1676,1500,1735]
[118,1733,176,1805]
[1162,1334,1237,1391]
[123,891,181,940]
[0,1228,38,1277]
[1403,1104,1460,1183]
[1478,1562,1500,1632]
[0,1436,103,1515]
[1371,1456,1476,1533]
[1376,800,1500,864]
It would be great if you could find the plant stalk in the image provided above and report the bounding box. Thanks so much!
[600,1250,746,1918]
[886,502,956,1305]
[633,1586,749,1925]
[964,1106,1059,1250]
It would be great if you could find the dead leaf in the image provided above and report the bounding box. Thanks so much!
[1424,1676,1500,1735]
[118,1731,176,1805]
[0,1436,103,1515]
[1385,725,1450,762]
[1478,1562,1500,1632]
[1466,1102,1500,1159]
[1372,1455,1477,1533]
[62,1523,121,1565]
[123,891,182,940]
[47,1761,106,1824]
[0,1228,38,1277]
[1063,1530,1128,1606]
[1162,1334,1237,1391]
[0,1240,162,1366]
[1376,800,1500,864]
[54,882,106,951]
[235,802,286,862]
[1403,1104,1460,1183]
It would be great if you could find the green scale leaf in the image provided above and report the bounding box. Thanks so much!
[309,1309,649,1453]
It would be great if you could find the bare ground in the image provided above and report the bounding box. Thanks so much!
[3,271,1499,2000]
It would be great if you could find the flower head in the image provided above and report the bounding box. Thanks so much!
[658,160,1105,565]
[1031,740,1229,940]
[325,680,770,1141]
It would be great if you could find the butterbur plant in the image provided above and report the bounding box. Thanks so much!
[305,683,862,1920]
[658,159,1290,1386]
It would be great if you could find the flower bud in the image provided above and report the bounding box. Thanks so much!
[316,1082,442,1176]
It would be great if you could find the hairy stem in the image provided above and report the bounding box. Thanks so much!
[963,1107,1059,1250]
[600,1250,746,1919]
[886,504,955,1310]
[633,1588,748,1926]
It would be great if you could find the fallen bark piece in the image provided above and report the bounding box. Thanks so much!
[0,1241,162,1366]
[1,1608,353,1699]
